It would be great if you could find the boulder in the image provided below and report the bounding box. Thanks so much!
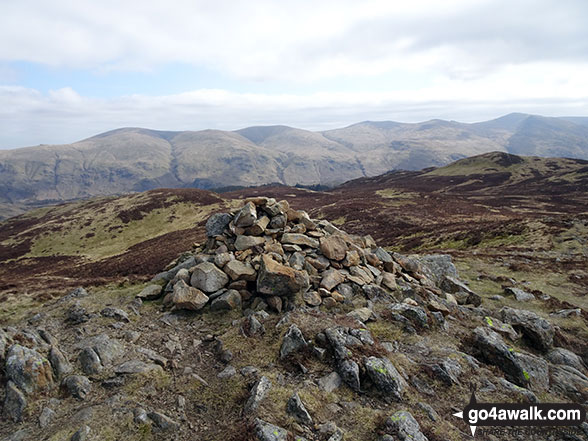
[224,260,257,281]
[303,291,322,306]
[546,348,586,372]
[210,290,242,311]
[287,392,313,424]
[244,376,272,413]
[470,327,529,387]
[254,418,294,441]
[49,346,73,379]
[100,307,130,322]
[318,372,342,393]
[281,233,319,248]
[499,307,554,352]
[63,375,91,400]
[320,235,348,261]
[516,352,550,391]
[233,202,257,227]
[5,344,54,394]
[364,356,405,401]
[385,411,429,441]
[549,365,588,402]
[338,359,361,391]
[168,280,209,310]
[320,269,345,291]
[234,235,266,251]
[79,347,102,375]
[415,254,457,286]
[137,284,163,300]
[389,304,428,329]
[280,325,307,359]
[190,262,229,293]
[440,276,481,306]
[505,287,535,302]
[246,216,270,236]
[148,411,180,431]
[257,255,306,297]
[115,360,163,375]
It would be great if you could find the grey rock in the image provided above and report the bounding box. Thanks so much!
[499,378,538,402]
[234,202,257,227]
[362,284,388,300]
[235,235,266,251]
[269,214,287,229]
[211,289,242,311]
[70,425,90,441]
[66,302,92,324]
[75,334,124,366]
[224,260,257,281]
[347,307,372,323]
[289,252,306,271]
[257,255,305,297]
[100,307,130,322]
[320,234,348,261]
[415,254,457,286]
[5,344,54,395]
[39,406,56,428]
[546,347,586,372]
[152,256,196,282]
[49,346,73,379]
[217,365,237,379]
[133,407,149,424]
[516,352,549,391]
[245,376,272,413]
[318,372,342,393]
[390,304,428,328]
[385,411,428,441]
[550,365,588,402]
[429,358,462,386]
[63,375,91,400]
[280,325,307,359]
[79,347,103,375]
[147,411,180,431]
[254,418,289,441]
[190,262,229,293]
[504,287,535,302]
[206,212,233,237]
[137,284,163,300]
[499,307,554,352]
[364,356,405,401]
[136,347,168,367]
[470,327,529,387]
[338,358,361,391]
[3,381,27,422]
[287,392,312,424]
[242,315,265,337]
[441,276,481,306]
[114,360,163,375]
[417,402,439,421]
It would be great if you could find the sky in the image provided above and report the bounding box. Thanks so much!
[1,0,588,149]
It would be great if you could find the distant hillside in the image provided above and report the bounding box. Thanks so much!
[2,113,588,219]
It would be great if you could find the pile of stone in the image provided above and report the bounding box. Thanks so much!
[142,197,474,315]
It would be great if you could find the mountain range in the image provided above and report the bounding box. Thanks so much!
[1,112,588,219]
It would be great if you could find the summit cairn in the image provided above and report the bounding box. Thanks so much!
[151,197,468,315]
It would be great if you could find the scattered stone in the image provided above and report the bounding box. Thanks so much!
[385,411,429,441]
[63,375,92,400]
[217,365,237,379]
[390,304,428,328]
[441,276,481,306]
[115,360,163,375]
[254,418,289,441]
[280,325,307,359]
[191,262,229,293]
[234,202,257,227]
[70,425,90,441]
[346,307,373,323]
[167,279,209,310]
[100,307,130,322]
[287,392,313,424]
[148,411,180,431]
[417,402,439,422]
[244,376,272,413]
[318,372,342,393]
[39,406,56,428]
[505,287,535,302]
[3,381,27,422]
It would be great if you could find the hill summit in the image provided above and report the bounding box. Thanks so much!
[1,199,587,440]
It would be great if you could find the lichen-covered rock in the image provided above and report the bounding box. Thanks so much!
[470,327,529,387]
[63,375,91,400]
[504,287,535,302]
[364,356,405,401]
[190,262,229,293]
[79,347,103,375]
[546,348,586,373]
[5,344,54,395]
[385,411,428,441]
[49,346,73,379]
[549,365,588,402]
[499,307,554,352]
[389,304,429,329]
